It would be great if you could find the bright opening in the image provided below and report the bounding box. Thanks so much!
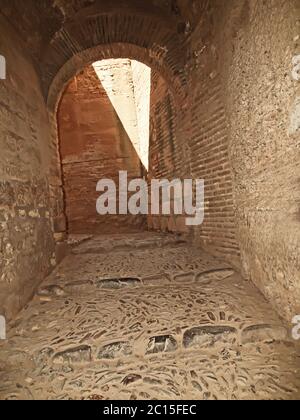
[93,59,151,169]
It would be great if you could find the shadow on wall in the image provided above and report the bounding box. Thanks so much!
[57,63,149,235]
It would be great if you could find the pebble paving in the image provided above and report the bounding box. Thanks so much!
[0,233,299,400]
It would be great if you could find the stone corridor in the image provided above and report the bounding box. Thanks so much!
[0,233,299,400]
[1,0,300,402]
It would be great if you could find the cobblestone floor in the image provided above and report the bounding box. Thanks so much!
[0,233,299,400]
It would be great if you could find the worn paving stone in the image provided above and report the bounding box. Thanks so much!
[0,233,299,400]
[146,335,178,355]
[97,278,141,290]
[97,342,133,360]
[183,326,238,349]
[241,324,288,345]
[53,345,92,364]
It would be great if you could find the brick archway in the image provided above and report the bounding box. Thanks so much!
[40,10,189,112]
[37,8,190,243]
[47,42,186,113]
[48,55,184,246]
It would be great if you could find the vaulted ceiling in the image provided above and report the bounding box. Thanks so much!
[0,0,212,105]
[0,1,210,61]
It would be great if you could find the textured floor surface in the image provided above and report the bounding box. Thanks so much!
[0,232,299,400]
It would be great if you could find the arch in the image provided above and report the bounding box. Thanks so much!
[47,43,185,113]
[40,11,188,111]
[43,9,186,242]
[48,55,182,238]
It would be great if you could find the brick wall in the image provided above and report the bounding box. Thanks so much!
[148,72,190,233]
[187,54,240,267]
[58,63,147,234]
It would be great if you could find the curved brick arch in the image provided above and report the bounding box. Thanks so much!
[47,42,186,113]
[43,12,188,112]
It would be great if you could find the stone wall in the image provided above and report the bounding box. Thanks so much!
[0,18,55,319]
[216,0,300,320]
[58,63,147,234]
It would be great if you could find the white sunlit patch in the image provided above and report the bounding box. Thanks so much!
[93,59,151,170]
